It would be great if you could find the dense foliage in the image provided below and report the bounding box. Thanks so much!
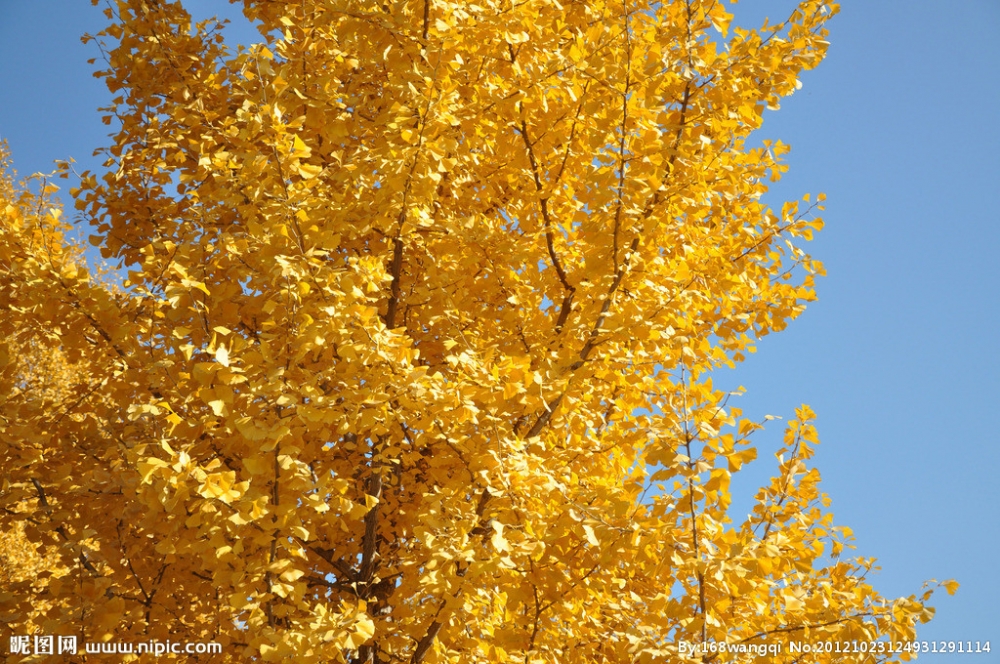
[1,1,947,662]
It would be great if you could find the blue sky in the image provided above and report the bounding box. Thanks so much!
[2,0,997,650]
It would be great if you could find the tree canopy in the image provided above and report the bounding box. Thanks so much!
[1,0,947,662]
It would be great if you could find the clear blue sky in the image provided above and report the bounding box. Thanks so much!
[2,0,997,649]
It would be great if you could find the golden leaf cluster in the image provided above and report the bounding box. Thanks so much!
[1,1,950,662]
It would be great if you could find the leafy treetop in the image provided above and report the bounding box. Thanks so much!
[0,1,949,662]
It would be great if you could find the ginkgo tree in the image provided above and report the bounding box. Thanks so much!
[1,0,951,662]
